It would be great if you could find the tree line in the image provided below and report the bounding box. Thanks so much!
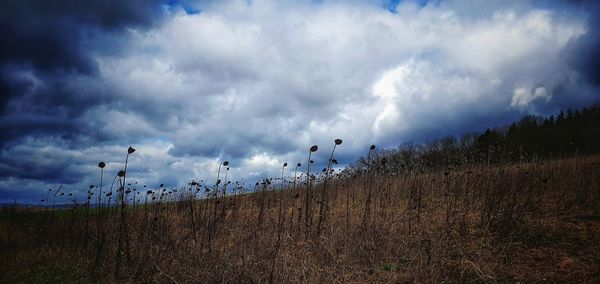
[349,105,600,174]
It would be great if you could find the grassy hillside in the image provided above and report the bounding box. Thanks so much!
[2,155,600,282]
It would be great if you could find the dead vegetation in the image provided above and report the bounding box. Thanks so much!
[2,155,600,283]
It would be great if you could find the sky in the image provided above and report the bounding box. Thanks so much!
[1,0,599,204]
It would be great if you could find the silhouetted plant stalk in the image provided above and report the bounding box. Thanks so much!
[363,144,376,229]
[221,166,230,217]
[115,146,135,279]
[45,188,51,213]
[269,162,288,283]
[83,185,94,250]
[317,139,342,237]
[97,162,105,212]
[208,160,228,248]
[92,162,107,277]
[231,181,241,224]
[152,184,164,242]
[42,188,53,227]
[199,184,210,249]
[106,171,121,210]
[131,182,137,207]
[289,162,301,231]
[51,184,63,212]
[189,180,198,242]
[279,163,287,224]
[256,179,270,242]
[294,162,301,188]
[304,145,318,237]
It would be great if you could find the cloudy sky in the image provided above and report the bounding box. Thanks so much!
[1,0,599,204]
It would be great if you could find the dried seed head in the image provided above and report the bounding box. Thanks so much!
[283,162,288,167]
[335,139,343,145]
[89,185,94,189]
[370,144,376,150]
[310,145,318,152]
[223,161,229,166]
[117,170,125,177]
[297,162,301,167]
[98,161,106,168]
[160,184,164,187]
[128,146,136,154]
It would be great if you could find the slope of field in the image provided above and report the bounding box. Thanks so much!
[1,156,600,282]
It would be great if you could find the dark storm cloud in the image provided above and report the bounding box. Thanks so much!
[0,0,169,146]
[564,1,600,87]
[0,0,166,111]
[0,139,85,183]
[0,0,165,72]
[0,0,168,193]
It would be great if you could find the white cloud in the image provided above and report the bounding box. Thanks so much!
[91,0,587,165]
[106,1,584,148]
[510,86,552,109]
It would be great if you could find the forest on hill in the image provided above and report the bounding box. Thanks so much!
[350,105,600,173]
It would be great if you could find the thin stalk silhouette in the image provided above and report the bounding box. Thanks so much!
[317,139,342,236]
[270,162,288,283]
[294,162,301,188]
[363,144,376,229]
[305,145,318,237]
[115,146,135,279]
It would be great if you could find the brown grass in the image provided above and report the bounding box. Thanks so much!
[1,156,600,283]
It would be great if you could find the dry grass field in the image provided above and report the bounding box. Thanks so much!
[2,155,600,283]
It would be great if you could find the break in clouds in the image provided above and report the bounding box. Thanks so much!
[1,0,599,203]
